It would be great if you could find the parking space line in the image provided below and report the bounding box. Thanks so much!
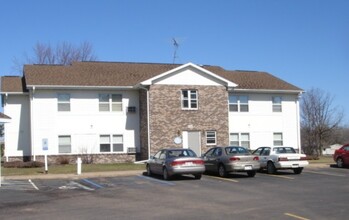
[137,175,175,186]
[304,170,346,177]
[204,176,239,183]
[284,212,310,220]
[29,179,39,190]
[266,174,294,180]
[82,179,104,189]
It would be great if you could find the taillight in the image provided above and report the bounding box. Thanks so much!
[253,156,259,161]
[230,157,240,161]
[170,160,204,166]
[194,160,204,165]
[278,157,288,161]
[171,161,185,166]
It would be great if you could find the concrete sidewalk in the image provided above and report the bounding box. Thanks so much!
[2,163,334,181]
[2,170,145,180]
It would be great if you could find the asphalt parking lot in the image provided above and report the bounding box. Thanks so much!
[0,165,348,220]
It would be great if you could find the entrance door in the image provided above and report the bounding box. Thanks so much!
[183,131,201,156]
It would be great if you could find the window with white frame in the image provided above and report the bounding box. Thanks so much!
[58,135,71,153]
[100,134,124,152]
[229,133,250,148]
[206,131,216,145]
[272,96,282,112]
[58,94,71,112]
[99,94,123,112]
[229,94,249,112]
[182,90,198,110]
[273,133,283,146]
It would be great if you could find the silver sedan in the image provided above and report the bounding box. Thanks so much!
[202,146,260,177]
[146,148,205,180]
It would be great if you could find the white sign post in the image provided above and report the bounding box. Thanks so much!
[42,138,48,174]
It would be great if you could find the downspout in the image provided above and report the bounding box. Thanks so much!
[296,93,302,153]
[30,87,36,161]
[139,86,151,159]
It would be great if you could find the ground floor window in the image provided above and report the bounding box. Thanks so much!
[206,131,216,145]
[229,133,250,149]
[100,134,124,152]
[273,133,283,146]
[58,135,71,153]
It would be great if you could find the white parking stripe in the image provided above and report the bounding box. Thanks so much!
[137,175,175,186]
[266,174,295,180]
[28,179,39,190]
[284,212,310,220]
[204,176,239,182]
[305,170,346,177]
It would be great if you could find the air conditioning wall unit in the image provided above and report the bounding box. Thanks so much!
[127,106,136,113]
[127,147,136,153]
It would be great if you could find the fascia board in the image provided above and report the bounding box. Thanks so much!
[26,85,136,90]
[231,88,304,94]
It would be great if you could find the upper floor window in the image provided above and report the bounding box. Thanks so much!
[272,96,282,112]
[229,133,250,149]
[99,94,122,112]
[58,94,70,112]
[58,135,71,153]
[206,131,216,145]
[229,95,249,112]
[182,90,198,110]
[273,133,283,146]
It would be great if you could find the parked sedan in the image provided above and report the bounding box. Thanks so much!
[202,146,260,177]
[252,146,308,174]
[333,143,349,168]
[146,148,205,180]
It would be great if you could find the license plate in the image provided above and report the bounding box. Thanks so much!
[244,165,252,170]
[184,162,194,166]
[292,164,299,168]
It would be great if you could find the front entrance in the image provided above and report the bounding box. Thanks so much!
[182,131,201,156]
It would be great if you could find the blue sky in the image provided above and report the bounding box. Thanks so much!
[1,0,348,124]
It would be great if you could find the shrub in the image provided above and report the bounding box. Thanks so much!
[56,156,70,165]
[4,160,45,168]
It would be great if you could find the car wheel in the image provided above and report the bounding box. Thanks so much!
[194,174,202,180]
[218,164,227,177]
[267,162,276,174]
[337,158,344,168]
[163,167,170,180]
[146,164,152,176]
[293,167,303,174]
[247,171,256,177]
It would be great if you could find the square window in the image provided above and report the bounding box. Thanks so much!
[59,135,71,153]
[182,90,198,110]
[100,135,111,152]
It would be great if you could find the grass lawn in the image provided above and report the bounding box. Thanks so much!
[1,163,146,176]
[308,155,334,164]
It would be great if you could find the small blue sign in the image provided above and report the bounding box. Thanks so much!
[42,138,48,151]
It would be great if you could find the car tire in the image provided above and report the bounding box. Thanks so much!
[146,164,152,176]
[293,167,303,174]
[247,171,256,177]
[163,167,170,180]
[267,162,276,174]
[194,174,202,180]
[337,158,344,168]
[218,164,227,177]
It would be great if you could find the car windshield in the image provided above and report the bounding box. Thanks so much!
[167,149,197,158]
[273,147,296,154]
[225,146,250,155]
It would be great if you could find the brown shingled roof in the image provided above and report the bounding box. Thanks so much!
[2,61,302,92]
[0,76,27,93]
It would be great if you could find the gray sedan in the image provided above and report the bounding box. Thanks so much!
[202,146,260,177]
[146,148,205,180]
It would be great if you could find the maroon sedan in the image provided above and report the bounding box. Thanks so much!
[333,144,349,168]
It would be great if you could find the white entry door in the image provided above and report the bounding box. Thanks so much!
[182,131,201,156]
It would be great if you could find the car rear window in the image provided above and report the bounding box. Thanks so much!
[167,150,197,158]
[225,147,250,155]
[274,147,296,154]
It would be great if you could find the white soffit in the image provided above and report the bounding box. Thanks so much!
[140,62,237,88]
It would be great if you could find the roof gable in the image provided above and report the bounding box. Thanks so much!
[140,62,237,88]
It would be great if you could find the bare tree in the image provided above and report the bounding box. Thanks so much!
[13,41,97,73]
[301,88,344,156]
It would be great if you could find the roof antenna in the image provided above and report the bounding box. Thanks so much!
[172,38,179,64]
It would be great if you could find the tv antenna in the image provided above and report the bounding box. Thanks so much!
[172,38,179,64]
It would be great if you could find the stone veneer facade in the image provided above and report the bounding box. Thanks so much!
[145,84,229,156]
